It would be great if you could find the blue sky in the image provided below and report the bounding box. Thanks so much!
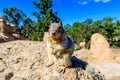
[0,0,120,25]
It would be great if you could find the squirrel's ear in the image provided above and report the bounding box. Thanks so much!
[59,20,62,26]
[59,20,62,24]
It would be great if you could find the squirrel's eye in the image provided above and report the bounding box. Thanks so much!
[58,27,61,30]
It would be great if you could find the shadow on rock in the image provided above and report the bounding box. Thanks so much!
[71,56,88,69]
[71,56,106,80]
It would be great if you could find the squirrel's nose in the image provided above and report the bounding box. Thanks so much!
[52,33,56,36]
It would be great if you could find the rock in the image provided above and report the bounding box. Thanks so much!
[115,57,120,64]
[80,42,86,49]
[6,72,14,80]
[0,40,105,80]
[88,33,115,64]
[95,63,120,80]
[43,32,49,42]
[14,67,32,78]
[0,33,8,42]
[46,68,93,80]
[11,77,26,80]
[74,49,89,61]
[0,17,25,43]
[0,72,14,80]
[111,48,120,64]
[0,61,6,72]
[12,34,25,40]
[0,75,7,80]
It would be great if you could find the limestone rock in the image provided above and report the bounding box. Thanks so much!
[88,33,115,64]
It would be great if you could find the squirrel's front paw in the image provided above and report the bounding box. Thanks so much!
[56,66,66,74]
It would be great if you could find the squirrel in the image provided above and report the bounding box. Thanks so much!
[46,21,74,70]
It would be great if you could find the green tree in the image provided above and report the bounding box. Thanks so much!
[28,21,44,41]
[21,17,35,38]
[64,24,71,31]
[65,17,120,49]
[28,0,60,41]
[3,7,27,34]
[33,0,60,31]
[112,20,120,47]
[66,22,88,49]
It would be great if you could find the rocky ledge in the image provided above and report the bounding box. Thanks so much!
[0,40,105,80]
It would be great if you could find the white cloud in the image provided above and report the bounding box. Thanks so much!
[77,0,111,5]
[78,1,88,5]
[94,0,111,3]
[94,0,100,2]
[102,0,111,3]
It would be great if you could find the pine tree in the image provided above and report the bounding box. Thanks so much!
[32,0,60,32]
